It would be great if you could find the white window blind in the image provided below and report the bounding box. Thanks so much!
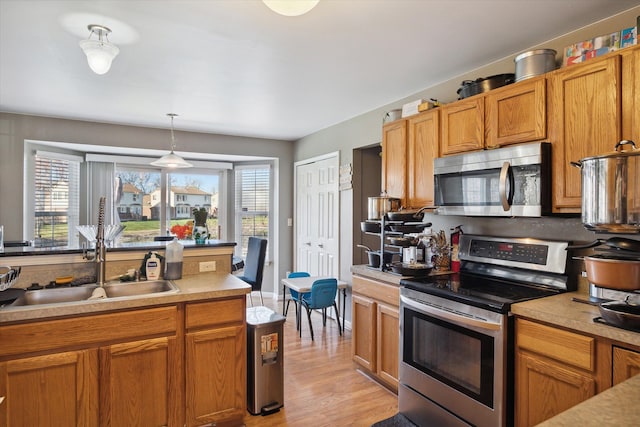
[34,153,81,247]
[235,165,270,257]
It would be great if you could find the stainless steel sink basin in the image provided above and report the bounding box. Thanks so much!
[15,285,98,306]
[6,280,178,308]
[103,280,178,298]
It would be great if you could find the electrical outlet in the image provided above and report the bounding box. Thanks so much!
[199,261,217,272]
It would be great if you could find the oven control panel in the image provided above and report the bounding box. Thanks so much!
[458,235,569,274]
[468,240,548,264]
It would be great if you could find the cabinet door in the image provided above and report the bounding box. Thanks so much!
[516,352,596,427]
[0,350,98,427]
[100,336,179,427]
[352,294,376,372]
[440,97,484,155]
[407,110,439,208]
[185,325,245,427]
[613,346,640,386]
[381,119,407,203]
[485,76,546,148]
[622,46,640,146]
[376,302,399,391]
[548,55,621,212]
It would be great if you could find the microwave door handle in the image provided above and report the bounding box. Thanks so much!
[499,161,514,211]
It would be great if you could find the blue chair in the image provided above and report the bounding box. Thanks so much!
[285,271,311,330]
[238,237,268,306]
[300,278,342,340]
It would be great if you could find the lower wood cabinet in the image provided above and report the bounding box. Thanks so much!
[613,346,640,386]
[0,296,247,427]
[515,317,640,427]
[185,297,246,427]
[100,336,179,427]
[352,274,399,392]
[0,349,98,427]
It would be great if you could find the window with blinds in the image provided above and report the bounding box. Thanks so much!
[34,153,81,247]
[235,165,270,257]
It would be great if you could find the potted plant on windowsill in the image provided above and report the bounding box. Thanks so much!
[192,208,209,244]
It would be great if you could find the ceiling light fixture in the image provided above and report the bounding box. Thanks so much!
[79,24,120,75]
[263,0,319,16]
[151,114,193,169]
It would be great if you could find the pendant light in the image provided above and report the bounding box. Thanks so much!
[79,24,120,75]
[263,0,319,16]
[151,114,193,169]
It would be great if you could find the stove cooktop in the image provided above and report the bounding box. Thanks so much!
[401,272,561,313]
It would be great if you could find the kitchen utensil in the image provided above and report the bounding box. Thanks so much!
[357,245,395,268]
[514,49,557,81]
[583,254,640,290]
[390,261,433,277]
[457,74,515,99]
[598,300,640,330]
[0,288,25,306]
[389,222,431,234]
[386,209,425,222]
[368,196,401,220]
[383,109,402,123]
[571,140,640,234]
[567,237,640,252]
[0,265,21,291]
[361,221,381,233]
[388,236,415,247]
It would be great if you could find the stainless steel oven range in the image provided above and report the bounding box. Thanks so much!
[399,235,572,427]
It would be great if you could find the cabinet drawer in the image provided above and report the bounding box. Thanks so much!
[0,306,177,359]
[186,297,245,329]
[352,275,399,307]
[517,319,595,371]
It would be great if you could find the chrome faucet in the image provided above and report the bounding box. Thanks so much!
[96,196,106,287]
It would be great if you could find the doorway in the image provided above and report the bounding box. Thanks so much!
[352,144,382,266]
[294,152,340,276]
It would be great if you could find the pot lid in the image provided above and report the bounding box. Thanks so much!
[578,140,639,162]
[514,49,557,62]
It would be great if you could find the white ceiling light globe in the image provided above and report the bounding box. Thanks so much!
[263,0,320,17]
[79,39,120,75]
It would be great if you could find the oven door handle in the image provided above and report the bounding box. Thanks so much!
[401,295,502,331]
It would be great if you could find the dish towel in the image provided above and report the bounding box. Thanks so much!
[88,287,107,300]
[371,413,418,427]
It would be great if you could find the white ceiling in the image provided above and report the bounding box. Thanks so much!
[1,0,638,141]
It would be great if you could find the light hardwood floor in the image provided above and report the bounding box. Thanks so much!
[242,297,398,427]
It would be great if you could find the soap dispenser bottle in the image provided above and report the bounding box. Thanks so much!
[164,238,183,280]
[145,252,161,280]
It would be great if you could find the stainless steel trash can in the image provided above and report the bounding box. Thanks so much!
[246,306,286,415]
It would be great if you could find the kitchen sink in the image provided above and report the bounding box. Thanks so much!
[5,280,178,308]
[103,280,178,298]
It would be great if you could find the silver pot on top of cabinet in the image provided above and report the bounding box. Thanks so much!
[571,140,640,234]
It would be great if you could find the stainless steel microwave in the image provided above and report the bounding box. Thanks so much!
[434,142,551,217]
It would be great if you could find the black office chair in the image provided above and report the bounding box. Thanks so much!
[238,237,268,306]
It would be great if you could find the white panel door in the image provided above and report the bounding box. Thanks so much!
[295,154,339,277]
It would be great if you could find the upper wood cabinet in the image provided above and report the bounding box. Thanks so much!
[407,109,439,208]
[548,55,621,213]
[621,45,640,143]
[485,76,547,148]
[440,96,484,155]
[381,119,408,203]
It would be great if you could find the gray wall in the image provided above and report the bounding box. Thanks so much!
[0,112,295,294]
[294,6,640,285]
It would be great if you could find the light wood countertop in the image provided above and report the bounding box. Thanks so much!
[0,272,250,324]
